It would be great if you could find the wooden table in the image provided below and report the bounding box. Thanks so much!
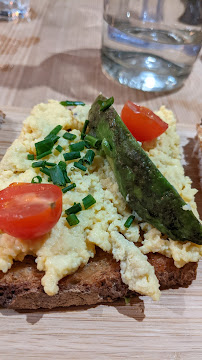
[0,1,201,359]
[0,0,201,124]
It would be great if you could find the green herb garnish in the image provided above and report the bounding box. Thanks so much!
[66,214,80,226]
[36,150,52,160]
[49,164,66,186]
[65,203,82,215]
[124,215,135,228]
[83,150,95,165]
[84,141,91,149]
[55,145,63,153]
[58,161,71,183]
[27,154,34,160]
[81,120,89,139]
[69,141,85,152]
[84,134,101,149]
[35,138,54,157]
[63,151,81,161]
[31,175,42,183]
[63,132,77,141]
[58,160,67,171]
[32,160,55,168]
[62,183,76,193]
[98,96,114,111]
[74,162,87,171]
[45,125,62,139]
[45,161,56,167]
[60,100,85,107]
[40,167,50,176]
[82,194,96,209]
[46,135,60,144]
[32,160,46,168]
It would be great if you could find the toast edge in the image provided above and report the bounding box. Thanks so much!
[0,250,198,310]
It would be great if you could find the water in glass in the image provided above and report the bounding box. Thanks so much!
[101,0,202,92]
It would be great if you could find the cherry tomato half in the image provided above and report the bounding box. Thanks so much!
[0,183,62,240]
[121,101,168,142]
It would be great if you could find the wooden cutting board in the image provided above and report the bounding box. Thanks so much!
[0,107,201,360]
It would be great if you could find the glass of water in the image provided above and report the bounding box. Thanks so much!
[101,0,202,92]
[0,0,30,21]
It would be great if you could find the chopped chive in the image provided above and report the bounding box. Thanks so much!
[64,174,71,183]
[74,162,87,171]
[27,154,34,160]
[60,100,85,107]
[66,214,80,226]
[31,175,42,183]
[45,125,62,139]
[124,215,135,228]
[84,135,101,149]
[83,150,95,165]
[45,162,56,167]
[98,97,114,111]
[58,161,71,183]
[84,141,91,149]
[35,138,54,157]
[32,160,56,168]
[55,144,63,153]
[81,120,89,139]
[63,151,81,161]
[36,150,52,160]
[62,183,76,193]
[78,158,84,164]
[63,132,77,140]
[58,160,66,171]
[45,134,60,144]
[69,141,85,152]
[65,203,82,215]
[82,194,96,209]
[40,167,50,176]
[48,177,51,182]
[32,160,46,168]
[49,165,66,186]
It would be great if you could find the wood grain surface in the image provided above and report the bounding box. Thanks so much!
[0,107,201,360]
[0,0,201,124]
[0,0,201,358]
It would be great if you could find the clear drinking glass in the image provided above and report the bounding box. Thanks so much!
[101,0,202,92]
[0,0,30,21]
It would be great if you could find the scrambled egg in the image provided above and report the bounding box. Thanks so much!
[0,101,201,301]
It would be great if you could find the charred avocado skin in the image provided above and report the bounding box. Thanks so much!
[88,95,202,245]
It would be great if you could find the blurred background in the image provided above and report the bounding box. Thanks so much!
[0,0,201,124]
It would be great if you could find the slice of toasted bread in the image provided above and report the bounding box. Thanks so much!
[0,104,200,309]
[0,248,197,310]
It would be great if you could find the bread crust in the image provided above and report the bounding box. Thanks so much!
[0,249,197,310]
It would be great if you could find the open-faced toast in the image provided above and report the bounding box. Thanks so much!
[0,100,201,309]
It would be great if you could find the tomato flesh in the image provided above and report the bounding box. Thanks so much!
[121,101,168,142]
[0,183,62,240]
